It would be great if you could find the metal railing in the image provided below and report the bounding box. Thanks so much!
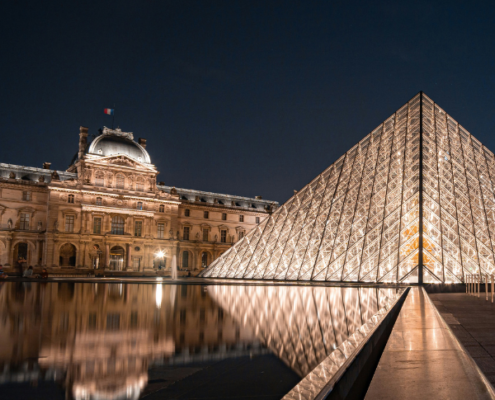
[466,273,495,302]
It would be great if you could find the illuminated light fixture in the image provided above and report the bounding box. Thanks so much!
[201,92,495,284]
[156,250,165,258]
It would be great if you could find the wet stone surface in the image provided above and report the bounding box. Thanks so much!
[430,292,495,386]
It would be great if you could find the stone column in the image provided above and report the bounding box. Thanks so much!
[81,242,87,268]
[126,243,132,270]
[35,241,40,266]
[5,238,12,266]
[52,240,60,267]
[81,211,86,233]
[105,244,110,269]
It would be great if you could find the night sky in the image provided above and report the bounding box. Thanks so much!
[2,1,495,204]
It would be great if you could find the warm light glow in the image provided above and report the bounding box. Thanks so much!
[155,284,162,308]
[156,250,165,258]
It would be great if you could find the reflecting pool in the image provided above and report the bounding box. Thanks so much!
[0,282,399,399]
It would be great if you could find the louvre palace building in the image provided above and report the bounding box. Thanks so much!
[0,126,277,274]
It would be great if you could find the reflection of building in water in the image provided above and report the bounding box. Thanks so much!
[0,283,255,399]
[208,285,397,377]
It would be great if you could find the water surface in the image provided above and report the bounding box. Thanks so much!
[0,282,398,399]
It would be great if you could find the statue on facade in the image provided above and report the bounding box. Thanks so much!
[7,219,12,229]
[9,172,15,179]
[38,221,42,231]
[39,176,45,183]
[195,232,200,240]
[169,229,174,239]
[54,220,58,230]
[214,234,218,242]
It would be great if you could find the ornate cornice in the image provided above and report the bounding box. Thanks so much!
[102,126,134,140]
[49,187,180,205]
[82,204,154,217]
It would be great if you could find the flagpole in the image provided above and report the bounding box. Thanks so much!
[112,104,115,129]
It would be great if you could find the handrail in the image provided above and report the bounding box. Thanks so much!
[465,273,495,303]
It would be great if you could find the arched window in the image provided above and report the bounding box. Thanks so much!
[116,174,125,189]
[96,197,102,206]
[159,204,164,213]
[136,177,144,191]
[111,216,125,235]
[95,171,104,187]
[201,252,209,267]
[182,251,189,270]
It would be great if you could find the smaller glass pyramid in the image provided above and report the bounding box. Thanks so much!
[201,93,495,283]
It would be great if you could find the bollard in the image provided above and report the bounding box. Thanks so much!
[479,274,481,298]
[486,274,489,301]
[468,275,471,295]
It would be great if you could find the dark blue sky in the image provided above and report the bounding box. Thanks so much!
[1,1,495,203]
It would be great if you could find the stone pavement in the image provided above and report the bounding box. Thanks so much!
[366,287,495,400]
[430,292,495,387]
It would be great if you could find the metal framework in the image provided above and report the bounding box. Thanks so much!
[202,93,495,282]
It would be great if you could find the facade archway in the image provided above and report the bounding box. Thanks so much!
[153,248,166,270]
[201,251,212,268]
[109,246,125,270]
[60,243,77,267]
[182,250,191,270]
[13,242,29,266]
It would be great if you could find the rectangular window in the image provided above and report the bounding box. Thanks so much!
[180,309,187,325]
[204,211,209,219]
[221,230,227,243]
[93,217,102,234]
[65,215,74,232]
[239,215,244,222]
[106,313,120,330]
[19,213,30,230]
[95,174,104,187]
[239,231,244,240]
[203,228,208,242]
[137,202,143,210]
[183,226,190,241]
[185,209,190,217]
[134,221,142,237]
[132,258,141,270]
[130,312,138,328]
[256,217,260,224]
[68,194,74,204]
[96,197,102,206]
[157,223,164,238]
[222,213,227,221]
[22,191,31,201]
[88,313,97,329]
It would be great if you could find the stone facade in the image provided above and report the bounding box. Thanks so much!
[0,126,277,274]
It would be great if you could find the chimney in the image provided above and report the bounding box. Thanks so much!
[255,196,263,200]
[78,126,89,160]
[138,138,147,148]
[43,162,51,170]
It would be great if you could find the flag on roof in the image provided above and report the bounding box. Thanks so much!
[104,108,114,115]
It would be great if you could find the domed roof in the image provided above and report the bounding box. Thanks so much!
[87,127,151,163]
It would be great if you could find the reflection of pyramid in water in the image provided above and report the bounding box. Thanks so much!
[207,286,398,377]
[202,93,495,283]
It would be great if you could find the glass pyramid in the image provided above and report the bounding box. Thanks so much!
[202,93,495,283]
